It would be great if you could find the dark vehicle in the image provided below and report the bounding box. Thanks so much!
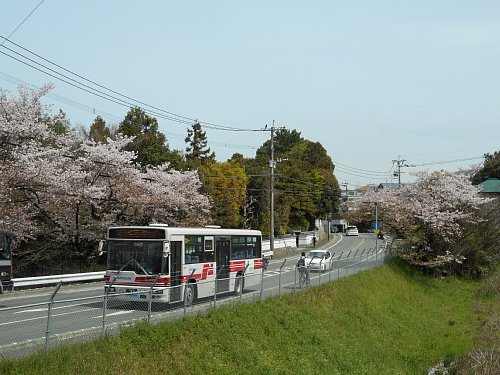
[0,231,13,293]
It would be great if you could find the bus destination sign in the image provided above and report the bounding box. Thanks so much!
[109,228,166,240]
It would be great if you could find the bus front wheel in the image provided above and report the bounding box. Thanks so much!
[184,283,197,306]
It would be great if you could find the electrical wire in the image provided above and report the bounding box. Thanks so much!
[0,46,195,125]
[0,71,122,122]
[334,166,393,179]
[1,0,46,46]
[0,36,260,132]
[0,70,262,153]
[333,160,391,175]
[408,156,484,167]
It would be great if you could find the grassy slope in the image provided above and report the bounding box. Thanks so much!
[0,259,481,375]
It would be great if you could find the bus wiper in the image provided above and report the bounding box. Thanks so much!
[133,259,149,275]
[117,258,134,273]
[116,257,149,275]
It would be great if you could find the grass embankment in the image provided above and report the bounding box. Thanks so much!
[0,259,493,375]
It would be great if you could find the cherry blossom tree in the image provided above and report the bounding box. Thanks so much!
[405,170,489,242]
[1,85,211,274]
[351,170,492,273]
[1,84,56,241]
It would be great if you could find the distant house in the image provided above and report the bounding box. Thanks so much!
[477,178,500,196]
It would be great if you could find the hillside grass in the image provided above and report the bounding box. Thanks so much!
[0,259,492,375]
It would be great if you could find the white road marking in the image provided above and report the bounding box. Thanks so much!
[13,302,88,314]
[93,310,135,318]
[0,308,97,326]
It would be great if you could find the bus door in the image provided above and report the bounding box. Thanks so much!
[216,237,230,293]
[169,238,183,302]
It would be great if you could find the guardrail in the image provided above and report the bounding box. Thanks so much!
[9,238,299,290]
[12,271,106,289]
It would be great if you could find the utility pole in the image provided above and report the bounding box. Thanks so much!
[341,182,349,224]
[342,182,348,201]
[392,157,409,187]
[269,122,276,256]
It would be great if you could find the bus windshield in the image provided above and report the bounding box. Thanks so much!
[107,240,164,275]
[0,234,11,261]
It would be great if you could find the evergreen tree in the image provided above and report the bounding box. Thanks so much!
[41,109,71,135]
[118,107,171,167]
[89,116,112,144]
[248,132,340,234]
[471,151,500,184]
[185,122,215,169]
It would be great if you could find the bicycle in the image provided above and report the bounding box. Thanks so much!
[298,266,309,288]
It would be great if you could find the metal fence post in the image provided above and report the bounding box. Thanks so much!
[278,259,286,296]
[214,266,225,308]
[346,251,352,277]
[294,264,297,292]
[329,253,334,283]
[184,269,196,316]
[45,281,63,352]
[337,251,343,280]
[260,260,265,300]
[147,273,161,323]
[102,275,116,338]
[360,249,366,271]
[240,264,249,301]
[319,258,323,285]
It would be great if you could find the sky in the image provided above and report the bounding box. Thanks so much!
[1,0,499,189]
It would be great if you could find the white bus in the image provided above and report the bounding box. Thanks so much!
[103,224,263,305]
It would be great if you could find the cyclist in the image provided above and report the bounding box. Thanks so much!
[296,251,309,286]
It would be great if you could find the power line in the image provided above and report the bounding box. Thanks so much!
[333,160,391,175]
[0,71,122,122]
[0,45,195,125]
[1,0,46,46]
[0,71,262,153]
[0,36,260,132]
[408,156,484,167]
[334,165,395,179]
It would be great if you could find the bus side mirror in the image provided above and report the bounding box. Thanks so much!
[163,242,170,257]
[98,240,106,256]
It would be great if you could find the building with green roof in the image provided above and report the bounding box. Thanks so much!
[477,178,500,195]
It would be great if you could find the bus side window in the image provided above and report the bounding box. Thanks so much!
[185,245,201,263]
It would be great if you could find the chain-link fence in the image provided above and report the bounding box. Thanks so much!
[0,244,388,359]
